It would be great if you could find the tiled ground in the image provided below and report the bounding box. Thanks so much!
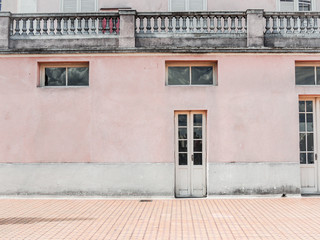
[0,197,320,239]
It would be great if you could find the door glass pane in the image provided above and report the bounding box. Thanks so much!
[307,133,314,151]
[178,115,187,126]
[179,153,187,165]
[300,133,306,151]
[299,113,305,132]
[295,67,315,85]
[179,140,187,152]
[194,153,202,165]
[191,67,213,85]
[194,140,202,152]
[308,153,314,164]
[193,128,202,139]
[300,153,306,164]
[307,113,313,131]
[168,67,190,85]
[68,67,89,86]
[178,128,187,139]
[194,114,202,126]
[45,68,66,86]
[299,101,305,112]
[306,101,313,112]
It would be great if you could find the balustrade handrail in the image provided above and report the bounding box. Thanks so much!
[264,11,320,17]
[11,12,120,18]
[136,11,247,17]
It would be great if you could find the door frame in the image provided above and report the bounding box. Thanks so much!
[299,96,320,194]
[174,110,207,198]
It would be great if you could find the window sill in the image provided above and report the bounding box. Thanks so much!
[37,86,89,88]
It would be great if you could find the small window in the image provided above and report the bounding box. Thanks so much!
[62,0,97,12]
[280,0,313,11]
[40,63,89,87]
[170,0,206,11]
[166,62,217,86]
[0,0,2,11]
[295,64,320,85]
[299,0,311,11]
[280,0,294,11]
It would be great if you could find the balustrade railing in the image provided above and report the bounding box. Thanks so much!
[264,12,320,34]
[136,12,247,34]
[10,13,120,36]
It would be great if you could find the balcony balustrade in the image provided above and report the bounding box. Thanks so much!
[0,10,320,52]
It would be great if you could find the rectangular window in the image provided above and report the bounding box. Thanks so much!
[170,0,206,11]
[295,64,320,85]
[0,0,2,11]
[280,0,294,11]
[166,62,217,86]
[62,0,96,12]
[18,0,37,13]
[40,63,89,87]
[279,0,313,11]
[299,0,311,11]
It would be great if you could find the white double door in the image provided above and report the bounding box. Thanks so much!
[299,98,320,194]
[175,111,207,198]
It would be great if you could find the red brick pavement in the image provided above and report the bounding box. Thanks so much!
[0,197,319,239]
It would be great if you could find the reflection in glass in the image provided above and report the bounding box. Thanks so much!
[191,66,213,85]
[179,128,187,139]
[299,113,305,132]
[45,68,66,86]
[300,133,306,151]
[300,153,306,164]
[194,114,202,126]
[307,114,313,131]
[193,128,202,139]
[179,153,188,165]
[179,140,187,152]
[178,115,187,126]
[295,67,315,85]
[308,153,314,164]
[299,101,305,112]
[194,153,202,165]
[306,101,313,112]
[68,67,89,86]
[194,140,202,152]
[307,133,314,151]
[168,67,190,85]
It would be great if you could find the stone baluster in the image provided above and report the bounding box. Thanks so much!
[237,16,243,33]
[56,17,62,35]
[146,16,151,33]
[28,18,34,35]
[49,17,55,35]
[91,18,97,34]
[306,16,312,33]
[279,16,285,34]
[43,18,48,35]
[293,16,299,33]
[10,18,13,36]
[300,17,306,33]
[77,17,82,34]
[84,17,89,34]
[14,18,20,36]
[265,16,271,34]
[98,17,103,34]
[160,16,165,32]
[35,18,41,35]
[70,17,75,35]
[182,16,187,32]
[272,16,278,34]
[217,16,222,33]
[175,16,180,32]
[168,16,173,32]
[105,17,110,34]
[286,16,292,34]
[63,18,68,34]
[139,17,144,33]
[244,16,247,32]
[189,17,194,32]
[223,16,229,33]
[313,16,318,33]
[210,16,215,33]
[230,16,236,33]
[196,16,201,32]
[153,17,159,33]
[22,18,27,36]
[203,16,208,33]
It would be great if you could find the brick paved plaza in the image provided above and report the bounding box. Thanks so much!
[0,197,319,239]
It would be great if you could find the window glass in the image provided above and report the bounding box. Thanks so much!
[191,67,213,85]
[299,0,311,11]
[168,67,190,85]
[63,0,96,12]
[0,0,2,11]
[170,0,206,11]
[295,67,315,85]
[68,67,89,86]
[45,68,66,86]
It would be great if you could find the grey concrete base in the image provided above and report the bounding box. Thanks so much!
[0,163,174,196]
[208,162,301,195]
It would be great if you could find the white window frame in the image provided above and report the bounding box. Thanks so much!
[278,0,316,11]
[60,0,98,12]
[295,62,320,86]
[39,62,89,87]
[168,0,207,11]
[166,62,217,86]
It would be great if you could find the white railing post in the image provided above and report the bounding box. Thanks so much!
[0,12,11,49]
[119,10,136,48]
[246,9,264,47]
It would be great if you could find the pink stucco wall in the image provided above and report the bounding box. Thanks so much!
[0,53,316,164]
